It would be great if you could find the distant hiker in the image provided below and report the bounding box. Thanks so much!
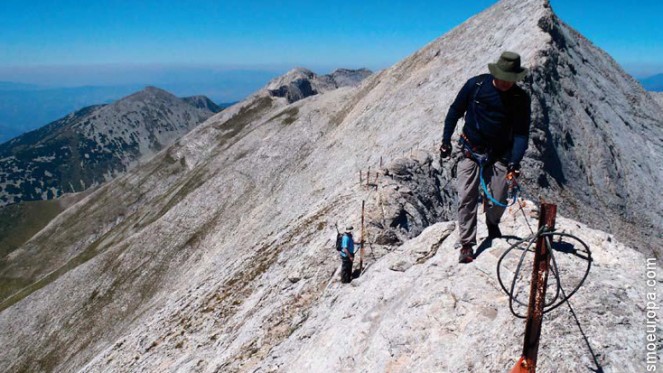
[440,51,531,264]
[339,225,356,283]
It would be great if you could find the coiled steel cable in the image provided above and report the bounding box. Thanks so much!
[496,226,592,318]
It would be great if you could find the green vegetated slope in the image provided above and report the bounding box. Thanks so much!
[0,191,91,306]
[0,200,64,258]
[0,93,277,311]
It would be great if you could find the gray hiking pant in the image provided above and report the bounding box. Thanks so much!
[457,157,509,246]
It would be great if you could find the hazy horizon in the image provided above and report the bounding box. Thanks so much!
[0,61,661,88]
[2,1,662,84]
[1,60,661,144]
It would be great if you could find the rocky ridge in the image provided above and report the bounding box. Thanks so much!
[266,67,372,103]
[213,206,646,372]
[650,91,663,108]
[0,0,661,372]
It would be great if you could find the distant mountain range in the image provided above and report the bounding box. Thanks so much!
[0,84,144,142]
[1,68,659,144]
[640,73,663,91]
[0,74,258,144]
[0,86,220,206]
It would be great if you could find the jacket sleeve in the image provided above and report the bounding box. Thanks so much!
[442,78,474,144]
[509,93,531,166]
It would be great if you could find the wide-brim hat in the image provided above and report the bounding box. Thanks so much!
[345,225,354,233]
[488,51,528,82]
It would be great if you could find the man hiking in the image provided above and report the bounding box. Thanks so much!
[339,225,356,283]
[440,51,531,264]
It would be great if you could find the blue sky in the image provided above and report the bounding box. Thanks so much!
[0,0,661,86]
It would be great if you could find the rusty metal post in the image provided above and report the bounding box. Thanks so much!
[360,200,365,272]
[359,170,362,185]
[510,203,557,373]
[366,167,371,187]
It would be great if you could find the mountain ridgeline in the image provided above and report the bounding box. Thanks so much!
[0,84,144,143]
[266,67,373,103]
[0,87,220,206]
[0,1,661,372]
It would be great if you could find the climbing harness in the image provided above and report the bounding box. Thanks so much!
[459,134,520,208]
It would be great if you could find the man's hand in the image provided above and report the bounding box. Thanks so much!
[506,163,521,187]
[439,142,452,160]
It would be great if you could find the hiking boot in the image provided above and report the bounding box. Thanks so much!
[487,223,502,239]
[458,245,474,264]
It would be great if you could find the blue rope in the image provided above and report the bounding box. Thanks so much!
[479,163,519,207]
[461,137,519,208]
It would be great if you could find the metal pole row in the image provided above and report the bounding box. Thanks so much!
[357,138,443,187]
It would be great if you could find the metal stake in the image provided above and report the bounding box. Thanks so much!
[510,203,557,373]
[360,200,365,272]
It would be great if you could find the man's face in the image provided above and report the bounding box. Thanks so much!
[493,78,515,91]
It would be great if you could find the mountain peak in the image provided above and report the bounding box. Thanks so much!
[119,86,178,103]
[265,68,315,91]
[288,67,315,76]
[414,0,555,72]
[0,86,218,206]
[265,67,372,103]
[501,0,551,12]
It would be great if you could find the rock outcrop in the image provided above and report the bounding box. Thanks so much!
[367,151,452,246]
[267,67,372,103]
[650,91,663,108]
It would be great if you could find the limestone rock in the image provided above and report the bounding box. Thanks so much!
[287,272,302,283]
[650,91,663,109]
[266,67,372,104]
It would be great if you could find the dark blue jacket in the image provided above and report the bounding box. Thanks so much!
[443,74,531,166]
